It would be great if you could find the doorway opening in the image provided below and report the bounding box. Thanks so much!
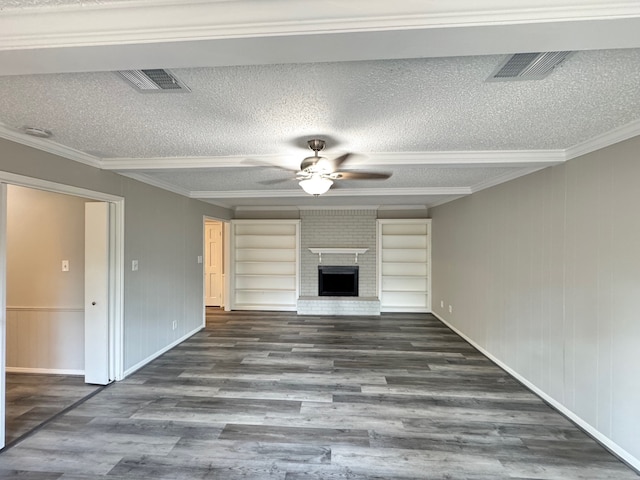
[204,218,229,315]
[0,173,124,450]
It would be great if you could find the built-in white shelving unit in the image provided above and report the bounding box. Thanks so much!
[377,219,431,312]
[231,220,300,311]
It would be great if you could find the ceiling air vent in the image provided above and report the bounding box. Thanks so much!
[117,69,191,92]
[487,52,573,81]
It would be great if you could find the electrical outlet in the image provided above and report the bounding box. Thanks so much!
[172,320,177,330]
[61,260,69,272]
[132,260,138,271]
[197,255,203,264]
[448,305,453,313]
[440,300,444,308]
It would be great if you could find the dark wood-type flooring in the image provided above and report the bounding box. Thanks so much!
[5,373,101,445]
[0,310,637,479]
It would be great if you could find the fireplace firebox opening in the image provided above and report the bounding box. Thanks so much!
[318,265,359,297]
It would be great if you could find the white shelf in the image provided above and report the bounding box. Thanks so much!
[378,219,431,313]
[308,247,368,255]
[232,220,300,311]
[308,247,368,264]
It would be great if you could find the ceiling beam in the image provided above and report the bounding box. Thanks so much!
[1,0,640,75]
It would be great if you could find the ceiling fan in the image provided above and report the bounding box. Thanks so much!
[259,139,392,196]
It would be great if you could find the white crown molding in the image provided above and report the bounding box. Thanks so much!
[0,124,101,168]
[324,187,472,197]
[377,204,429,211]
[3,1,640,78]
[2,0,640,51]
[363,150,566,167]
[298,205,380,211]
[101,149,566,171]
[191,189,305,199]
[234,205,301,212]
[100,154,296,171]
[564,118,640,161]
[236,205,419,213]
[191,187,472,199]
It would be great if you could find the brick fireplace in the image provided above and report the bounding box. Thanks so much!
[296,208,380,315]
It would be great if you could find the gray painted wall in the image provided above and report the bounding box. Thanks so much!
[430,135,640,467]
[0,138,232,373]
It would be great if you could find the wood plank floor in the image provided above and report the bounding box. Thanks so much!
[0,310,637,479]
[5,373,101,445]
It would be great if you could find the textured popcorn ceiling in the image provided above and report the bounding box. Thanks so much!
[0,47,639,207]
[0,50,639,159]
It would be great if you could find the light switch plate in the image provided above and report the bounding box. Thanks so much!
[62,260,69,272]
[132,260,138,271]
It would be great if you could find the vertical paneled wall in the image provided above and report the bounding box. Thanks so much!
[121,182,227,373]
[300,209,377,297]
[430,136,640,468]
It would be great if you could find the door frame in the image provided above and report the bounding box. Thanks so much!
[203,219,223,308]
[0,171,125,448]
[203,216,231,322]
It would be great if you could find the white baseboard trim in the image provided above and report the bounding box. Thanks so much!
[231,305,297,312]
[6,367,84,375]
[432,312,640,474]
[381,307,430,313]
[123,325,203,378]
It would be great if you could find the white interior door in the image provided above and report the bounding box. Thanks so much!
[84,202,110,385]
[205,221,223,306]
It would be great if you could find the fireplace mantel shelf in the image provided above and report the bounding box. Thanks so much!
[309,248,368,255]
[309,247,368,264]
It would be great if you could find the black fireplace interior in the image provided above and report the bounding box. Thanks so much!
[318,265,359,296]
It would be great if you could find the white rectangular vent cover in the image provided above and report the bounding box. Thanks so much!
[117,69,191,92]
[488,52,573,81]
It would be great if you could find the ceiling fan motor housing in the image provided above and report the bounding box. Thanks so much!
[300,139,331,173]
[300,156,330,173]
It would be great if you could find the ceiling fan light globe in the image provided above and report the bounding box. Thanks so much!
[299,176,333,196]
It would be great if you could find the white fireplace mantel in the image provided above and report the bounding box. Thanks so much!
[308,247,368,264]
